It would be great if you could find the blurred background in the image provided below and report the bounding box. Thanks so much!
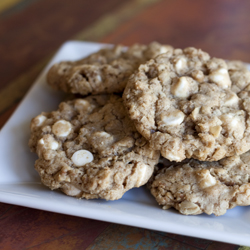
[1,0,250,126]
[1,0,250,249]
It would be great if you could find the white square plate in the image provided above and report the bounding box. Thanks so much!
[1,41,250,246]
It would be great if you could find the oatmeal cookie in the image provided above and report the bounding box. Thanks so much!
[227,60,248,71]
[123,47,250,162]
[29,95,159,200]
[148,152,250,216]
[47,42,173,95]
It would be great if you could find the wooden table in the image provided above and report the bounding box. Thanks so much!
[1,0,250,249]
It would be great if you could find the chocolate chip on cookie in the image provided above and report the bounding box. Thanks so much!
[123,47,250,162]
[148,152,250,216]
[29,95,160,200]
[47,42,173,95]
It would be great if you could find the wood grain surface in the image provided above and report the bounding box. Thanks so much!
[1,0,250,249]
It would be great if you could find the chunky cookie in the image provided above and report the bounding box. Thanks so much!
[227,60,249,72]
[29,95,160,200]
[47,42,173,95]
[123,47,250,162]
[149,152,250,216]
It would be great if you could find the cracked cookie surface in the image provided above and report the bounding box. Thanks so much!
[47,42,173,95]
[29,95,160,200]
[123,47,250,162]
[148,152,250,216]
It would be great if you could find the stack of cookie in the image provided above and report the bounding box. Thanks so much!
[29,42,250,216]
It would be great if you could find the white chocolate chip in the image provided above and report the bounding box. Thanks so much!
[209,68,231,89]
[75,99,90,111]
[174,57,187,73]
[191,107,200,120]
[161,110,185,126]
[96,75,102,82]
[37,135,59,159]
[191,70,204,82]
[220,114,233,122]
[38,137,59,150]
[115,136,134,147]
[76,99,89,106]
[31,115,47,130]
[220,113,245,138]
[159,46,170,54]
[50,141,59,150]
[93,131,111,138]
[220,114,238,128]
[224,92,239,106]
[171,76,190,98]
[209,125,222,138]
[71,150,94,167]
[57,173,70,182]
[36,115,47,126]
[137,164,148,186]
[166,153,182,162]
[197,169,217,189]
[39,138,44,145]
[62,184,82,196]
[179,201,201,215]
[203,173,217,187]
[52,120,72,137]
[91,131,114,147]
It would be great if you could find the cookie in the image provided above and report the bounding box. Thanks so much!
[29,95,160,200]
[227,60,248,71]
[47,42,173,95]
[148,152,250,216]
[123,47,250,162]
